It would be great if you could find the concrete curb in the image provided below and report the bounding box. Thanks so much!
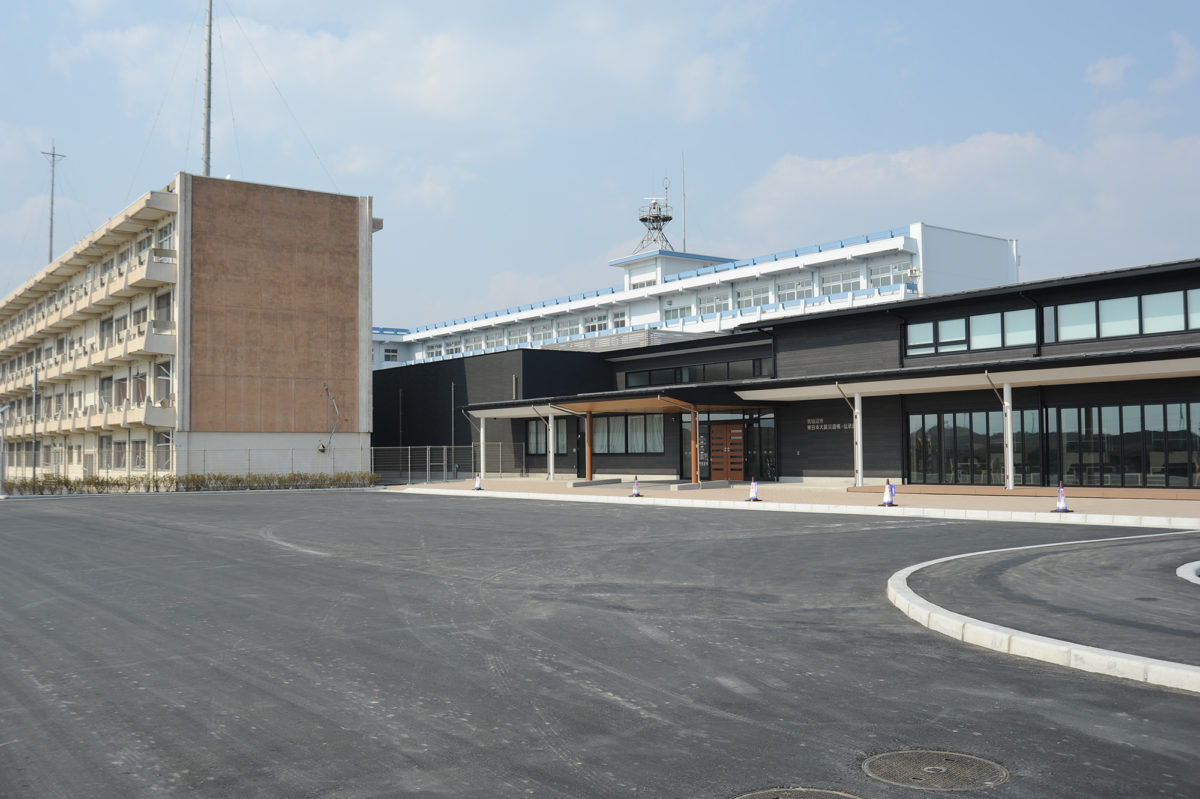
[887,530,1200,695]
[398,486,1200,529]
[1177,560,1200,586]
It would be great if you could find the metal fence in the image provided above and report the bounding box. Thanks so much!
[371,443,526,485]
[4,444,523,485]
[181,446,372,476]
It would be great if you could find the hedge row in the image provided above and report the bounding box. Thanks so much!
[1,472,378,495]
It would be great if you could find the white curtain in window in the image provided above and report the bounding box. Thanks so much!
[593,417,609,454]
[628,415,646,453]
[647,414,664,452]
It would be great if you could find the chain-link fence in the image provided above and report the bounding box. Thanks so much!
[371,443,526,485]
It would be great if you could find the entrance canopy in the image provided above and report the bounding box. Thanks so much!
[465,385,765,485]
[465,385,762,419]
[734,354,1200,403]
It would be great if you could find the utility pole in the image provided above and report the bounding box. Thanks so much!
[32,365,38,485]
[202,0,213,176]
[0,403,10,499]
[42,142,66,263]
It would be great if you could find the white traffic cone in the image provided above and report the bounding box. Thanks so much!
[746,478,761,502]
[1052,481,1071,512]
[473,473,483,491]
[880,479,897,507]
[631,476,642,497]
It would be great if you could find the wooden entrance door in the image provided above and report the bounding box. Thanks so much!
[709,423,745,481]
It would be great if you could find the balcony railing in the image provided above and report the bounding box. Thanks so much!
[0,250,177,352]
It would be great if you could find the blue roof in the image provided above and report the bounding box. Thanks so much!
[392,225,911,334]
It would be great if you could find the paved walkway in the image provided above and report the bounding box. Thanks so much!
[396,476,1200,695]
[393,476,1200,528]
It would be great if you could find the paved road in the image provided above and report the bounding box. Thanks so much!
[0,492,1196,798]
[908,532,1200,666]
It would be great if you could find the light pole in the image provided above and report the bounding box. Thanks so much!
[0,403,11,499]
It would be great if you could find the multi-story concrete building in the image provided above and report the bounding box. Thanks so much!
[371,222,1020,369]
[1,174,380,480]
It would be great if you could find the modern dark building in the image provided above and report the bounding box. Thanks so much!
[374,258,1200,491]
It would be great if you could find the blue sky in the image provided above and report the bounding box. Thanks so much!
[2,1,1198,327]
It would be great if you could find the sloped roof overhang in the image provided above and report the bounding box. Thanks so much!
[735,351,1200,403]
[466,385,763,419]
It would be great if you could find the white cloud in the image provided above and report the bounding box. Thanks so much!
[1151,32,1199,95]
[398,166,473,214]
[51,5,762,155]
[672,45,753,122]
[1088,98,1167,135]
[1084,55,1133,89]
[737,131,1200,282]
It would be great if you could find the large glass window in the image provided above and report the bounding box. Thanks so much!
[776,275,812,302]
[1191,403,1200,487]
[1100,406,1122,485]
[1098,296,1139,338]
[583,313,608,333]
[907,322,935,356]
[698,293,730,314]
[646,415,664,452]
[628,415,646,453]
[589,414,664,454]
[1167,402,1189,487]
[608,416,626,452]
[556,418,568,455]
[526,420,546,455]
[1145,405,1165,486]
[1057,301,1096,341]
[735,284,769,309]
[1142,291,1184,334]
[937,319,967,352]
[1121,405,1144,487]
[155,432,172,470]
[822,267,861,294]
[593,417,609,454]
[1189,290,1200,329]
[968,313,1002,350]
[868,260,909,288]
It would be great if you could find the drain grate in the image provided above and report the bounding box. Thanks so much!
[862,750,1009,791]
[729,787,864,791]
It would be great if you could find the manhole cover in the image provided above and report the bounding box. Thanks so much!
[862,750,1009,791]
[729,787,864,791]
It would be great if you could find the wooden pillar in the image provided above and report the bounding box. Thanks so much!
[690,408,699,484]
[585,411,593,481]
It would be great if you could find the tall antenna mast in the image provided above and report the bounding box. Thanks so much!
[41,141,66,264]
[681,152,687,253]
[202,0,213,176]
[632,177,675,254]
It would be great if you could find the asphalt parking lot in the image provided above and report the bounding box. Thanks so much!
[0,491,1197,798]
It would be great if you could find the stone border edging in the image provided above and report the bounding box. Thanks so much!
[398,486,1200,530]
[887,530,1200,695]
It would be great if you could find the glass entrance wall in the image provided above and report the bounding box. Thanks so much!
[908,402,1200,488]
[907,409,1032,485]
[679,410,776,481]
